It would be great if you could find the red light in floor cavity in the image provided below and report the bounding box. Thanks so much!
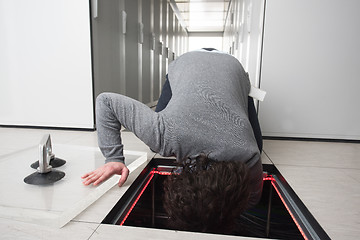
[151,170,172,175]
[120,171,309,240]
[119,169,171,225]
[269,178,309,240]
[263,176,274,181]
[119,170,155,225]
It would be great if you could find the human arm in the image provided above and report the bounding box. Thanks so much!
[81,161,129,187]
[82,92,164,187]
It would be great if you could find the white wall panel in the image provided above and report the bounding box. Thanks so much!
[0,0,94,128]
[223,0,265,88]
[142,0,152,104]
[91,0,126,98]
[259,0,360,140]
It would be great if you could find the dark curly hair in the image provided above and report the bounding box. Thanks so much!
[163,154,250,234]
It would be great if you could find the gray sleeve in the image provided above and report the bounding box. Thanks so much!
[96,92,163,164]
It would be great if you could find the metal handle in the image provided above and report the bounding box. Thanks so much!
[38,134,53,173]
[139,22,144,44]
[151,33,156,50]
[122,11,127,34]
[92,0,98,19]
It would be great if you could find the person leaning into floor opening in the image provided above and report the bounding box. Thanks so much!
[81,48,263,233]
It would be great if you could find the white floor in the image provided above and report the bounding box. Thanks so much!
[0,127,359,240]
[262,139,360,240]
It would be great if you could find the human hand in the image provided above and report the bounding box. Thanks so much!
[81,162,129,187]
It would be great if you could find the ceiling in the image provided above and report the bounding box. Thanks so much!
[172,0,230,33]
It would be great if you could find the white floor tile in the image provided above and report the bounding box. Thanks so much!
[0,127,87,152]
[65,131,99,147]
[0,217,98,240]
[344,168,360,184]
[276,165,360,240]
[0,143,147,228]
[1,127,359,240]
[74,159,150,223]
[90,224,261,240]
[263,140,360,169]
[261,151,272,164]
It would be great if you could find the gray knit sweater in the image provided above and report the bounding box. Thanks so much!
[96,50,263,206]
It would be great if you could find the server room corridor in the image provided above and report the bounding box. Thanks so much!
[0,0,359,239]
